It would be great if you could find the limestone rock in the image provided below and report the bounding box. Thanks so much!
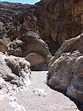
[0,52,31,87]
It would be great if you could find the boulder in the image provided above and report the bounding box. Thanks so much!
[25,53,47,71]
[8,39,23,56]
[49,34,80,67]
[8,30,52,70]
[0,52,31,87]
[67,56,83,103]
[47,33,83,103]
[47,51,81,90]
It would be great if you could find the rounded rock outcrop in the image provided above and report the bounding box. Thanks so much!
[8,30,52,70]
[0,52,31,87]
[47,33,83,103]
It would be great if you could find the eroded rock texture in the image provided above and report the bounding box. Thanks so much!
[8,30,52,70]
[67,56,83,103]
[0,0,82,104]
[47,33,83,103]
[0,2,31,39]
[0,52,31,87]
[0,0,82,71]
[8,0,82,55]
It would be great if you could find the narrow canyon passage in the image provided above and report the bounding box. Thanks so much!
[0,71,79,111]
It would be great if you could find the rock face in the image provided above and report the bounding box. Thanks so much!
[5,0,82,70]
[0,2,30,22]
[0,0,82,55]
[49,34,80,66]
[0,2,31,39]
[0,0,82,105]
[0,52,31,87]
[8,0,82,55]
[47,33,83,103]
[8,30,52,70]
[47,51,81,89]
[67,33,83,103]
[67,56,83,103]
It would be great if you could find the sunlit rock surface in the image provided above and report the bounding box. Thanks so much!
[0,52,31,87]
[47,34,83,103]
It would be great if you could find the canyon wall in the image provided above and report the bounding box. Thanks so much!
[7,0,82,54]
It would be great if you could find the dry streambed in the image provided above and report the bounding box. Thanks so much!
[0,71,79,111]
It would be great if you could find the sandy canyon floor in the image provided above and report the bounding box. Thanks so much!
[0,71,80,111]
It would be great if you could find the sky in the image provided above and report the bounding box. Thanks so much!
[0,0,40,4]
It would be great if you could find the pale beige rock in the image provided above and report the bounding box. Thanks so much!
[0,52,31,87]
[67,56,83,103]
[47,51,81,90]
[47,34,83,103]
[49,35,81,67]
[8,40,23,56]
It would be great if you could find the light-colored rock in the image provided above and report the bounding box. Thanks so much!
[67,56,83,103]
[5,56,31,86]
[49,34,81,67]
[0,52,31,87]
[33,88,47,97]
[8,39,23,56]
[47,51,81,90]
[47,34,83,103]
